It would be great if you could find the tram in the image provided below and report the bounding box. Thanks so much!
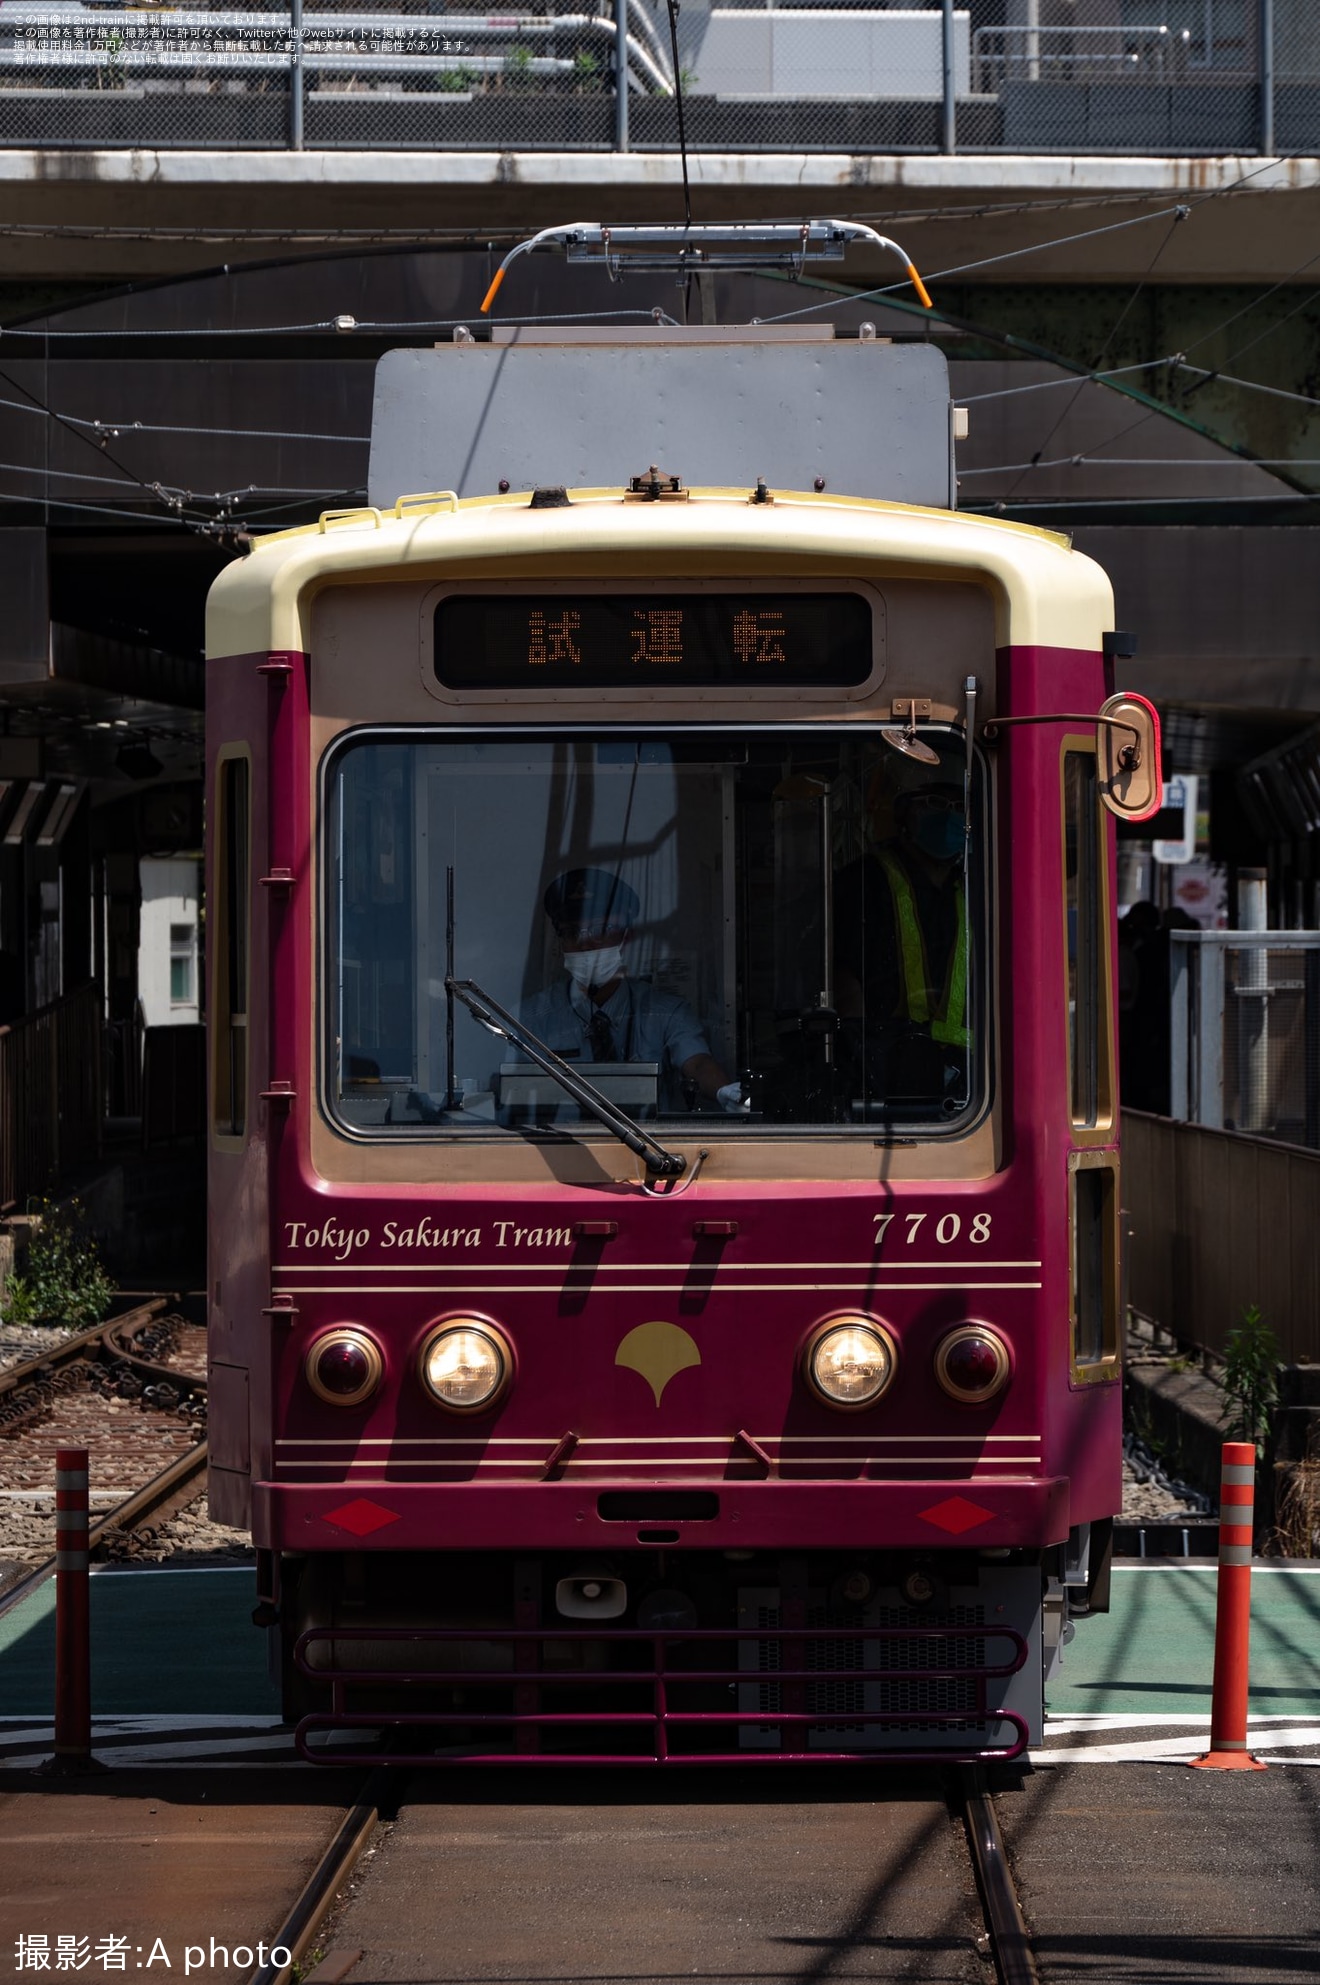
[205,235,1160,1763]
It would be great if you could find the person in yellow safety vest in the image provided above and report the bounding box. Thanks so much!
[834,779,970,1098]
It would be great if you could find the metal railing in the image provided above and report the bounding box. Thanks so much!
[972,23,1195,92]
[0,982,102,1213]
[1170,930,1320,1152]
[293,1620,1030,1766]
[0,0,1315,153]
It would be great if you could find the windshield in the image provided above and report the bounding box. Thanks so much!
[325,729,986,1139]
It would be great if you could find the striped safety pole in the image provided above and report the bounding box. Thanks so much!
[1191,1439,1267,1772]
[38,1446,100,1775]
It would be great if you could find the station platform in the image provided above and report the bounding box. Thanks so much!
[1,1562,1317,1770]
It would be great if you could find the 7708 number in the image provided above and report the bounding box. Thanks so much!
[873,1212,993,1246]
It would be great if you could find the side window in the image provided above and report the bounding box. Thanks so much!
[1063,748,1112,1130]
[1070,1153,1120,1374]
[212,753,250,1138]
[169,923,196,1006]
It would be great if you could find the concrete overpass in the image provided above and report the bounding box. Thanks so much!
[1,153,1319,289]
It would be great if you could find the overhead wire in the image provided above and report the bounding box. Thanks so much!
[0,163,1305,353]
[0,485,195,525]
[664,0,692,231]
[752,202,1196,326]
[0,396,371,445]
[1197,369,1320,412]
[0,154,1300,249]
[754,154,1305,327]
[958,359,1179,403]
[0,306,677,340]
[0,155,1310,526]
[1175,274,1320,411]
[0,459,364,499]
[955,358,1320,417]
[1175,244,1320,364]
[994,203,1190,506]
[0,357,225,530]
[964,491,1320,510]
[934,160,1320,498]
[15,351,1307,462]
[744,257,1316,493]
[748,151,1302,234]
[960,456,1320,475]
[0,303,655,529]
[0,458,194,492]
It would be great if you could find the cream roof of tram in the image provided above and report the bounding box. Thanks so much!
[207,485,1113,657]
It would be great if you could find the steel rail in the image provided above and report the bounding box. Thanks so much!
[86,1437,210,1551]
[0,1299,209,1621]
[245,1761,1040,1982]
[0,1295,170,1400]
[961,1765,1040,1985]
[100,1314,206,1397]
[0,1439,209,1620]
[247,1771,398,1985]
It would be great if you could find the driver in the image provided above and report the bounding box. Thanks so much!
[834,778,970,1097]
[522,867,741,1110]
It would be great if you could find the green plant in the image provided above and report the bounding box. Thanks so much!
[1220,1304,1279,1458]
[2,1197,115,1330]
[436,64,476,93]
[504,43,534,81]
[573,48,600,88]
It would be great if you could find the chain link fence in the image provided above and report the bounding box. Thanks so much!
[1171,931,1320,1153]
[0,0,1316,151]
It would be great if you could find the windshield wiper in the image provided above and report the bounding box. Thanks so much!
[445,978,686,1178]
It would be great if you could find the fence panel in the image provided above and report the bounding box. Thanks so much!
[1124,1109,1320,1365]
[0,0,1317,154]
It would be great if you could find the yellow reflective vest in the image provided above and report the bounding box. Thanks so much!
[875,850,969,1049]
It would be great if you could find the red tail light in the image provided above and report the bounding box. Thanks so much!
[305,1328,383,1407]
[934,1325,1011,1404]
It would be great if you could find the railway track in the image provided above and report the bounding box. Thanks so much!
[0,1296,209,1618]
[250,1764,1039,1985]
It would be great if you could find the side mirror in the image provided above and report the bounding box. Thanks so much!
[1097,692,1162,822]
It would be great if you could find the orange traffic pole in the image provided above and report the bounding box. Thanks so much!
[1190,1440,1266,1771]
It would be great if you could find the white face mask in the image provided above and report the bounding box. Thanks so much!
[563,945,625,990]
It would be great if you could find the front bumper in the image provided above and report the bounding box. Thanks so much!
[254,1475,1070,1552]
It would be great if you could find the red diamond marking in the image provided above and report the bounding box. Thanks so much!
[324,1498,400,1537]
[918,1495,995,1536]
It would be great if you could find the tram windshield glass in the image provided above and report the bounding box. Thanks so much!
[325,730,986,1138]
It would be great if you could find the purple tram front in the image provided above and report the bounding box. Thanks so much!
[204,331,1158,1763]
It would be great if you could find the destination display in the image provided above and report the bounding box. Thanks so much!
[434,593,873,689]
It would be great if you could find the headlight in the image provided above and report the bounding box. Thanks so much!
[419,1318,511,1413]
[934,1324,1011,1404]
[804,1316,897,1409]
[305,1328,383,1407]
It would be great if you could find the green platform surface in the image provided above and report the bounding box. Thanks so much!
[0,1569,278,1717]
[1047,1566,1320,1718]
[1,1563,1317,1722]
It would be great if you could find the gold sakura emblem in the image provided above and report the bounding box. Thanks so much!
[614,1321,702,1408]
